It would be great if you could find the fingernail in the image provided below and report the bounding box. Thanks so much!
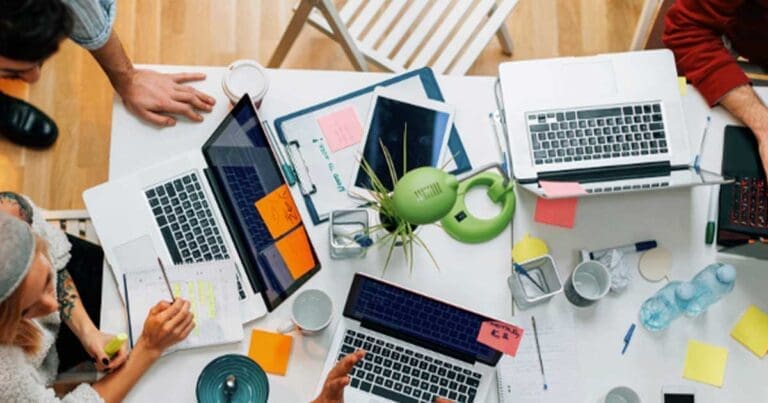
[102,358,110,366]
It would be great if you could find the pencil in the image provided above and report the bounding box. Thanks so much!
[531,316,548,391]
[157,258,175,301]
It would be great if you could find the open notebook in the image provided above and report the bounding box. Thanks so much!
[123,260,243,353]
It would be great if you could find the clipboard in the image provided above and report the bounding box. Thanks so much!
[271,67,472,225]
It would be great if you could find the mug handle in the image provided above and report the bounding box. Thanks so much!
[277,320,296,334]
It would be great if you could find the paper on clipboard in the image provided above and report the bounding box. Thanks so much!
[273,68,471,224]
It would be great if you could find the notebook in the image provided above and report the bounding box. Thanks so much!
[123,260,243,353]
[496,317,583,403]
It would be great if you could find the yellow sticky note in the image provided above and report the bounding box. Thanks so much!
[731,305,768,357]
[275,226,316,280]
[255,184,302,239]
[683,340,728,387]
[248,329,293,375]
[678,76,687,96]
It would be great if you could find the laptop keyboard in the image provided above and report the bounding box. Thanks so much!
[221,166,272,250]
[337,329,481,403]
[730,177,767,228]
[145,172,229,265]
[527,102,667,165]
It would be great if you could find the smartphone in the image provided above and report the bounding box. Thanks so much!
[663,385,695,403]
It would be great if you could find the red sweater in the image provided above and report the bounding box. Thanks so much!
[663,0,768,106]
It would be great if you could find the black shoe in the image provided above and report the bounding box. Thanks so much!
[0,91,58,148]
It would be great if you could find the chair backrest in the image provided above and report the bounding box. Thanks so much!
[313,0,518,75]
[42,209,100,244]
[630,0,674,50]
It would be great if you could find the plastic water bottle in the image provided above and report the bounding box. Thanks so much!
[639,281,696,331]
[683,263,736,317]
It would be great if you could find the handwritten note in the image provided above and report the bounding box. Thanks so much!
[683,340,728,387]
[275,226,316,280]
[534,197,578,228]
[248,329,293,375]
[539,181,587,197]
[731,305,768,357]
[255,184,302,239]
[316,105,364,152]
[477,321,524,356]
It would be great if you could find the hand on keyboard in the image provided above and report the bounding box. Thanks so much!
[313,350,366,403]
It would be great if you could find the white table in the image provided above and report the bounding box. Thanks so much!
[100,66,768,402]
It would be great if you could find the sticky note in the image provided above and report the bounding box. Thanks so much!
[539,181,587,197]
[683,340,728,387]
[275,226,316,279]
[534,197,578,228]
[248,329,293,375]
[477,321,524,356]
[677,76,687,96]
[731,305,768,357]
[316,105,364,152]
[255,184,302,239]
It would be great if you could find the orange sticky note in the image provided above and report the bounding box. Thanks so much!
[248,329,293,375]
[255,184,302,239]
[534,197,578,228]
[275,226,316,279]
[477,321,524,356]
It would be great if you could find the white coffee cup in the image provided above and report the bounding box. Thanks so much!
[222,59,269,108]
[278,289,333,334]
[564,260,611,307]
[605,386,640,403]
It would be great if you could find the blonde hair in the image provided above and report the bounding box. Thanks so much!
[0,235,47,355]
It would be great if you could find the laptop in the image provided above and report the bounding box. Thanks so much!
[317,273,504,403]
[717,125,768,259]
[498,49,729,198]
[84,95,321,323]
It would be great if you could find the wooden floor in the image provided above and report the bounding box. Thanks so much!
[0,0,643,210]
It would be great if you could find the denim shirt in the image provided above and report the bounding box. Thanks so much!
[63,0,117,50]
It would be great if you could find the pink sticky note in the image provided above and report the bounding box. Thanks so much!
[477,321,524,356]
[316,106,363,152]
[539,181,587,197]
[534,197,578,228]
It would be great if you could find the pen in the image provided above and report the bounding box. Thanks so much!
[489,112,512,177]
[262,119,297,185]
[705,185,718,244]
[531,316,548,391]
[693,116,711,171]
[514,262,546,293]
[587,240,657,260]
[157,258,175,301]
[621,323,636,355]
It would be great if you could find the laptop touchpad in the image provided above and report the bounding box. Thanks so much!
[557,61,617,99]
[114,235,159,273]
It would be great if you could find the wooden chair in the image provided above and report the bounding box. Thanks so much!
[629,0,673,50]
[268,0,519,75]
[42,209,100,244]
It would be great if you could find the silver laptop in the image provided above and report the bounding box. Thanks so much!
[83,96,321,323]
[498,49,728,198]
[317,273,504,403]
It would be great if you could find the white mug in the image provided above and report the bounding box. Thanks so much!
[605,386,640,403]
[278,289,333,334]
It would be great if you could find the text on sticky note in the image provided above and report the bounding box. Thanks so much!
[477,321,524,356]
[317,105,364,153]
[255,184,302,239]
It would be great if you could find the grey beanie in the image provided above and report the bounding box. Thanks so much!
[0,212,35,304]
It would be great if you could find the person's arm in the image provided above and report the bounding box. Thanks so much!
[721,85,768,177]
[88,31,216,126]
[662,0,750,107]
[90,299,194,403]
[57,269,128,371]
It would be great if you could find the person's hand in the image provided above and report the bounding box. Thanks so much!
[757,130,768,179]
[80,330,129,372]
[115,69,216,127]
[137,299,195,356]
[312,350,365,403]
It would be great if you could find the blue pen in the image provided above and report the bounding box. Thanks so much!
[514,263,546,293]
[621,323,636,355]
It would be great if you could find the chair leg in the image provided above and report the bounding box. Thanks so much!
[496,24,514,56]
[268,0,316,68]
[317,0,368,71]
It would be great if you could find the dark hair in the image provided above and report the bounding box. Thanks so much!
[0,192,33,224]
[0,0,73,62]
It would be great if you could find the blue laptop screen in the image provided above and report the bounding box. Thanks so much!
[343,274,503,366]
[202,95,320,311]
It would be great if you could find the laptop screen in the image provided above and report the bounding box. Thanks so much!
[343,274,503,366]
[202,95,321,311]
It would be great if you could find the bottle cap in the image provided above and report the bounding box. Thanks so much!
[716,264,736,283]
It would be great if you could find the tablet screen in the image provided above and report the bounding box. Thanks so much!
[354,96,452,191]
